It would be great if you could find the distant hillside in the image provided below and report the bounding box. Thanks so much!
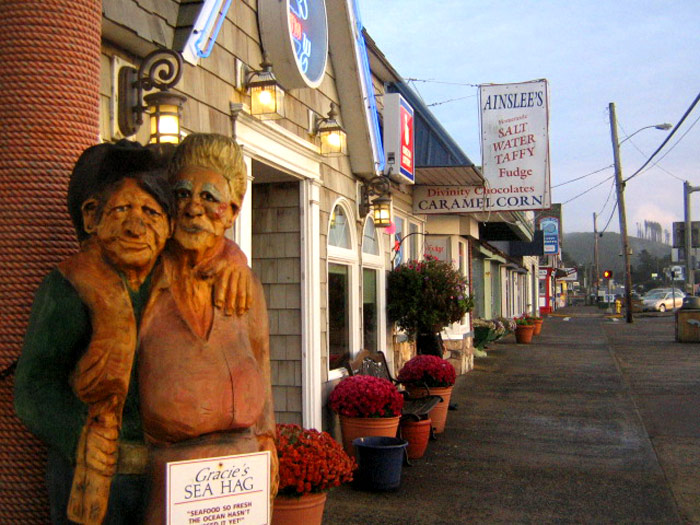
[562,232,671,275]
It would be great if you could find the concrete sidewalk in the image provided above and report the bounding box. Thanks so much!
[323,306,700,524]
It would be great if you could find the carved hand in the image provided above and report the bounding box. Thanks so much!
[85,399,120,477]
[213,264,253,316]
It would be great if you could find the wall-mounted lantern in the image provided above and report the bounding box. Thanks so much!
[118,48,187,144]
[310,102,347,156]
[236,57,285,120]
[359,174,393,228]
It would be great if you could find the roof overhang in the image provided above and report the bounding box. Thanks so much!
[415,165,484,186]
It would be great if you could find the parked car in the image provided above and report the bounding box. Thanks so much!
[644,287,685,296]
[642,290,686,312]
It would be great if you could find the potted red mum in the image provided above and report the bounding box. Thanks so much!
[398,355,456,433]
[328,375,404,455]
[273,424,355,525]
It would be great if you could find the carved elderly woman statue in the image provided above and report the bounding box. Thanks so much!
[137,133,278,523]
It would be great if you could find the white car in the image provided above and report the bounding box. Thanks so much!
[642,290,686,312]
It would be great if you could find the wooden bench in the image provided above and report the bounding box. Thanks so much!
[345,349,442,424]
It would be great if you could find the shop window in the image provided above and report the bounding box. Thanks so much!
[362,217,380,256]
[409,221,420,260]
[392,216,404,267]
[328,263,350,370]
[361,217,384,353]
[362,268,378,352]
[327,201,358,375]
[328,205,351,249]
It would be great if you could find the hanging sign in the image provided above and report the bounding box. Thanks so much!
[539,216,559,254]
[166,451,270,525]
[479,79,551,211]
[259,0,328,89]
[413,184,546,214]
[382,93,415,184]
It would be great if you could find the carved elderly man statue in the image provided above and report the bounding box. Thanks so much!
[137,133,278,523]
[15,142,174,524]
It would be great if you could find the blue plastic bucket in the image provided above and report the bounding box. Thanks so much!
[352,436,408,491]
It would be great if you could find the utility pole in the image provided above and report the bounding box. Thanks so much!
[593,212,600,302]
[609,102,633,323]
[684,181,700,294]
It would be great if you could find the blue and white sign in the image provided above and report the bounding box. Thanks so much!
[539,216,559,254]
[259,0,328,89]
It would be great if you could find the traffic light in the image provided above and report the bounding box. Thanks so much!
[603,270,613,279]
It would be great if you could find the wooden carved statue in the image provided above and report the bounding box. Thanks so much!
[137,133,278,524]
[14,137,261,525]
[15,142,175,524]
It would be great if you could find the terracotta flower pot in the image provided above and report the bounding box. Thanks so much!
[339,415,400,456]
[532,319,543,336]
[407,385,453,433]
[272,492,327,525]
[515,324,535,344]
[400,418,431,459]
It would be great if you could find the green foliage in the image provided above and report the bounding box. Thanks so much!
[387,256,473,339]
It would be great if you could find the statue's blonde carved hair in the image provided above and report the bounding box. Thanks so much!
[168,133,246,205]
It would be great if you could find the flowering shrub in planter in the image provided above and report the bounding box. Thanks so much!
[497,317,517,333]
[276,424,355,497]
[387,255,473,340]
[515,315,533,326]
[397,355,456,388]
[328,375,404,418]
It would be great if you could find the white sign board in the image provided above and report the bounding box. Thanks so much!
[424,236,449,261]
[167,451,270,525]
[479,80,551,211]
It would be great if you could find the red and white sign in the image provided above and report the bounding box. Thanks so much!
[479,79,551,212]
[383,93,415,184]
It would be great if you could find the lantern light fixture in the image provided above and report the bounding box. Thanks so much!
[118,48,187,144]
[359,173,393,228]
[236,57,285,120]
[310,102,347,156]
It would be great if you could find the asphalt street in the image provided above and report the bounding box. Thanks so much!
[323,306,700,524]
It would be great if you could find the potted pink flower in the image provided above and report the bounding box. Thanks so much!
[328,375,404,454]
[398,355,456,433]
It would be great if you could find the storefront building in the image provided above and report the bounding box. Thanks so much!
[0,1,541,520]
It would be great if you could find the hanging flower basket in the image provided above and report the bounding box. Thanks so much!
[387,256,473,355]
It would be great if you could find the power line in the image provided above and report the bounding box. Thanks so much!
[561,174,615,205]
[427,94,477,107]
[641,112,700,170]
[624,92,700,183]
[598,177,617,216]
[404,77,480,88]
[618,120,686,182]
[552,165,613,188]
[600,200,618,234]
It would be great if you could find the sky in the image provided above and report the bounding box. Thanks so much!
[358,0,700,236]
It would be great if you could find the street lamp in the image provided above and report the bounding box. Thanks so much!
[609,102,672,323]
